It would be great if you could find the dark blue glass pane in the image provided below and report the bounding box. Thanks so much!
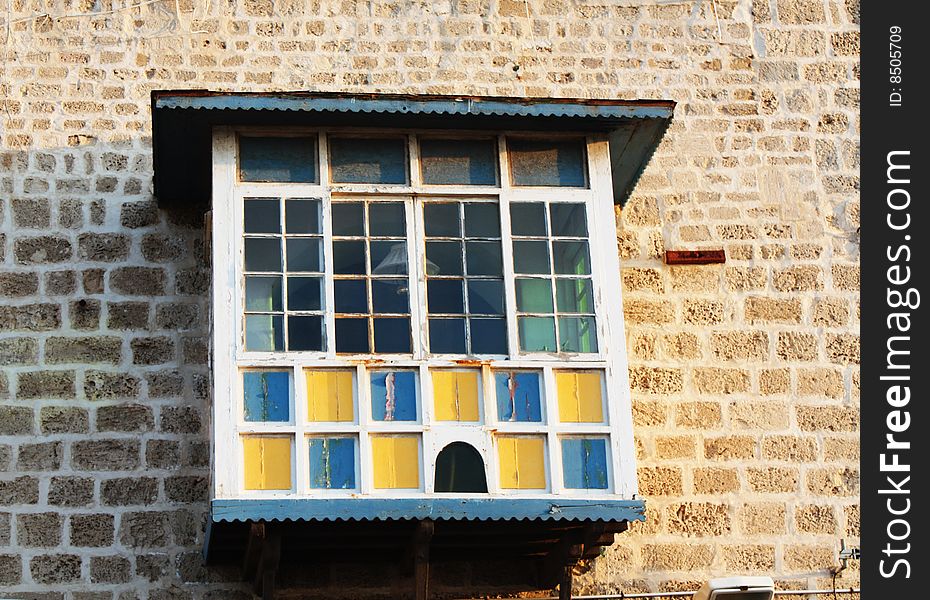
[244,238,281,272]
[495,372,542,422]
[309,438,356,489]
[469,318,507,354]
[372,280,409,314]
[370,371,417,421]
[467,280,504,315]
[287,277,322,311]
[509,203,546,236]
[287,315,323,351]
[508,138,587,187]
[244,198,280,233]
[335,318,369,353]
[549,203,587,237]
[464,203,500,237]
[427,279,464,314]
[330,137,407,184]
[332,241,367,275]
[424,203,460,237]
[285,199,321,234]
[425,241,463,276]
[420,138,498,186]
[429,318,466,354]
[370,241,407,275]
[243,371,290,422]
[373,318,411,353]
[465,241,502,276]
[240,137,318,183]
[286,238,322,272]
[334,280,368,313]
[331,203,365,236]
[368,203,406,236]
[512,240,550,274]
[245,315,284,351]
[552,241,591,275]
[561,438,608,489]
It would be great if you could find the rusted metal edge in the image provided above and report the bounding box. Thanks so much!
[664,249,726,265]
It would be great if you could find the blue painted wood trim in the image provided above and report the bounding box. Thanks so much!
[211,498,645,523]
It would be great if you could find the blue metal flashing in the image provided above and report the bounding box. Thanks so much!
[211,497,645,523]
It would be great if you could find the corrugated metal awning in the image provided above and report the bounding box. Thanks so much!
[150,90,675,207]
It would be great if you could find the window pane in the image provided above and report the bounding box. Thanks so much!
[518,316,556,352]
[555,278,594,313]
[244,198,280,234]
[553,241,591,275]
[561,438,608,489]
[244,238,281,272]
[424,203,460,237]
[465,241,502,276]
[497,436,546,489]
[287,276,322,311]
[285,199,321,234]
[372,279,409,314]
[373,318,411,353]
[515,278,553,313]
[370,241,407,275]
[556,371,603,423]
[420,138,497,185]
[306,370,355,422]
[330,137,407,184]
[332,241,367,275]
[464,203,500,237]
[549,203,588,237]
[368,203,406,236]
[558,317,598,353]
[467,280,505,315]
[432,371,480,422]
[370,371,417,421]
[428,279,464,314]
[510,203,546,236]
[288,315,324,351]
[334,279,367,314]
[243,436,292,490]
[470,318,507,354]
[512,240,550,274]
[331,202,365,236]
[335,318,369,353]
[495,371,542,422]
[425,241,463,276]
[243,371,290,422]
[240,137,318,183]
[309,438,356,489]
[429,318,466,354]
[245,315,283,351]
[286,238,322,272]
[245,276,282,311]
[371,435,420,489]
[508,138,586,187]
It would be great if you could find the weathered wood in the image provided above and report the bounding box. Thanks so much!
[411,520,434,600]
[241,522,265,584]
[559,565,573,600]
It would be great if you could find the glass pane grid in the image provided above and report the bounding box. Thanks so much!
[332,200,411,354]
[425,201,506,355]
[511,201,597,353]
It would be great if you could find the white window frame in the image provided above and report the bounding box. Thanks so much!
[211,126,637,502]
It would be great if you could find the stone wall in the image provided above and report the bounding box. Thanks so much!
[0,0,859,597]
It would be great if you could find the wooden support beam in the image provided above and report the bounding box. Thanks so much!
[410,519,434,600]
[243,522,281,600]
[242,522,265,585]
[559,565,573,600]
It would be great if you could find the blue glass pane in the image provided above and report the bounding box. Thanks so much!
[561,438,608,489]
[329,137,407,184]
[420,138,498,186]
[469,318,507,354]
[243,371,290,422]
[309,438,356,489]
[285,199,321,234]
[508,138,586,187]
[370,371,417,421]
[287,315,324,351]
[239,137,318,183]
[495,372,542,422]
[244,198,280,233]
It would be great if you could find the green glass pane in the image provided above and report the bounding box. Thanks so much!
[515,278,553,313]
[518,316,556,352]
[245,276,282,312]
[245,315,284,351]
[555,278,594,313]
[558,317,598,353]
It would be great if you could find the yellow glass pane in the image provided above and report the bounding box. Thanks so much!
[432,371,480,422]
[306,370,354,422]
[243,436,292,490]
[497,436,546,489]
[556,371,603,423]
[372,435,420,489]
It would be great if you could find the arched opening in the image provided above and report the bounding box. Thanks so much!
[434,442,488,493]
